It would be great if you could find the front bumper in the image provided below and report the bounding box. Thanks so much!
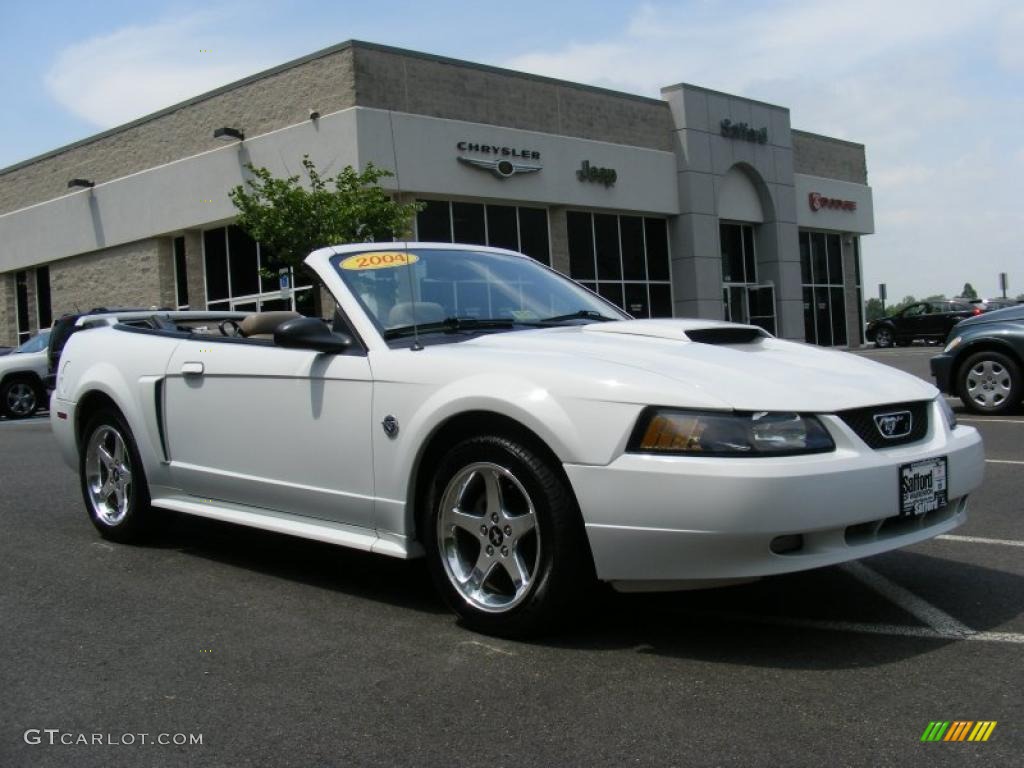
[564,402,984,585]
[930,352,955,394]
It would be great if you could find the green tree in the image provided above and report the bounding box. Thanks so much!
[229,156,421,311]
[864,297,886,322]
[960,282,978,300]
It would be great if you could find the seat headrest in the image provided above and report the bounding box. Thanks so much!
[239,311,301,338]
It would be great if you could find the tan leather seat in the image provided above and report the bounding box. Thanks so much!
[239,311,301,340]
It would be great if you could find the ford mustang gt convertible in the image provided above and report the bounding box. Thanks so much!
[52,243,985,636]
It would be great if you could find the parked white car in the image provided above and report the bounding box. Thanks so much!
[1,330,51,419]
[52,243,985,635]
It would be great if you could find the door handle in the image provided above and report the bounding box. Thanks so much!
[180,362,205,376]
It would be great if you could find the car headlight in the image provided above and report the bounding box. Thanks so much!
[944,335,962,353]
[938,396,957,430]
[628,408,835,456]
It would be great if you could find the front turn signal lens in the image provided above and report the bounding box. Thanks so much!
[629,408,835,457]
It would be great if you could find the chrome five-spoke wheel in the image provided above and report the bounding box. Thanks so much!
[964,359,1012,410]
[5,381,38,417]
[84,425,134,526]
[438,462,540,613]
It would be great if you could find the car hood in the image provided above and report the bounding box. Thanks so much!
[0,349,47,373]
[458,319,936,412]
[956,304,1024,329]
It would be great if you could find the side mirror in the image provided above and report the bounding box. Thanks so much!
[274,317,352,353]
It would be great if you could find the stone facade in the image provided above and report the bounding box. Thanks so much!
[48,238,173,318]
[0,273,13,347]
[792,130,867,184]
[0,47,358,215]
[0,41,677,218]
[352,46,674,152]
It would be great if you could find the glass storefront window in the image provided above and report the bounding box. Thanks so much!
[415,200,551,266]
[15,270,30,344]
[202,225,313,314]
[566,211,672,318]
[173,236,189,309]
[799,229,847,346]
[35,266,51,329]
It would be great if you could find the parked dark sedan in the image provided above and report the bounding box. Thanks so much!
[931,304,1024,414]
[866,300,980,348]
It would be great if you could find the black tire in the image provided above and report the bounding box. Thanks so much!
[957,351,1022,415]
[0,376,43,419]
[873,326,894,348]
[79,408,154,542]
[423,435,592,638]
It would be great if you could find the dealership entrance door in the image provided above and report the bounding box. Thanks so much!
[724,283,776,335]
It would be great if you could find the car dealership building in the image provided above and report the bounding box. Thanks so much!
[0,40,874,347]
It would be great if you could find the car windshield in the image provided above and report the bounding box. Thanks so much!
[15,330,50,353]
[331,247,627,338]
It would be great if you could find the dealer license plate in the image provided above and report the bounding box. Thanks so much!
[899,457,948,516]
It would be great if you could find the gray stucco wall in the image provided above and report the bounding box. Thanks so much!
[792,130,867,184]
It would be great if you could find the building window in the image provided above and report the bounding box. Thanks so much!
[415,200,551,265]
[720,222,775,334]
[202,225,314,314]
[800,230,847,346]
[35,266,51,329]
[15,270,30,344]
[566,211,672,318]
[173,236,189,309]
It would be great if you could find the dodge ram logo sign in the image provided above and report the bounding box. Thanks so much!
[874,411,912,439]
[809,192,857,212]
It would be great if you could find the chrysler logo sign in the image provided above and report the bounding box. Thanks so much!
[456,141,542,179]
[809,192,857,212]
[873,411,912,439]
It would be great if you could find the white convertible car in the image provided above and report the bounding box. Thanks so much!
[52,243,985,635]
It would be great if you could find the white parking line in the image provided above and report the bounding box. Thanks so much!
[840,561,973,637]
[937,534,1024,548]
[960,418,1024,424]
[702,613,1024,645]
[986,459,1024,465]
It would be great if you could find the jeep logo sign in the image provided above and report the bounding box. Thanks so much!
[577,160,617,187]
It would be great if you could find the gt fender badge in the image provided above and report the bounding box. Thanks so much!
[382,415,400,439]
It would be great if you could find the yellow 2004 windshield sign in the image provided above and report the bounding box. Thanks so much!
[340,252,419,271]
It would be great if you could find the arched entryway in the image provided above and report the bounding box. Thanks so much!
[718,164,777,334]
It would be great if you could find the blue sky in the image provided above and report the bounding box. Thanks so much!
[1,0,1022,301]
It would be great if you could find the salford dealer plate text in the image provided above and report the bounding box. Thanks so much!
[900,457,948,516]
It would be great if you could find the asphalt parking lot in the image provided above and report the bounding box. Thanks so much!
[1,347,1021,767]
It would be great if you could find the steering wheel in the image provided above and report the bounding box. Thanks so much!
[219,319,243,337]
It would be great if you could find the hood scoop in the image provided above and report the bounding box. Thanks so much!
[583,318,769,345]
[684,327,768,345]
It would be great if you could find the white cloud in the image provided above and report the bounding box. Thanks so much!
[502,0,1024,300]
[45,11,277,128]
